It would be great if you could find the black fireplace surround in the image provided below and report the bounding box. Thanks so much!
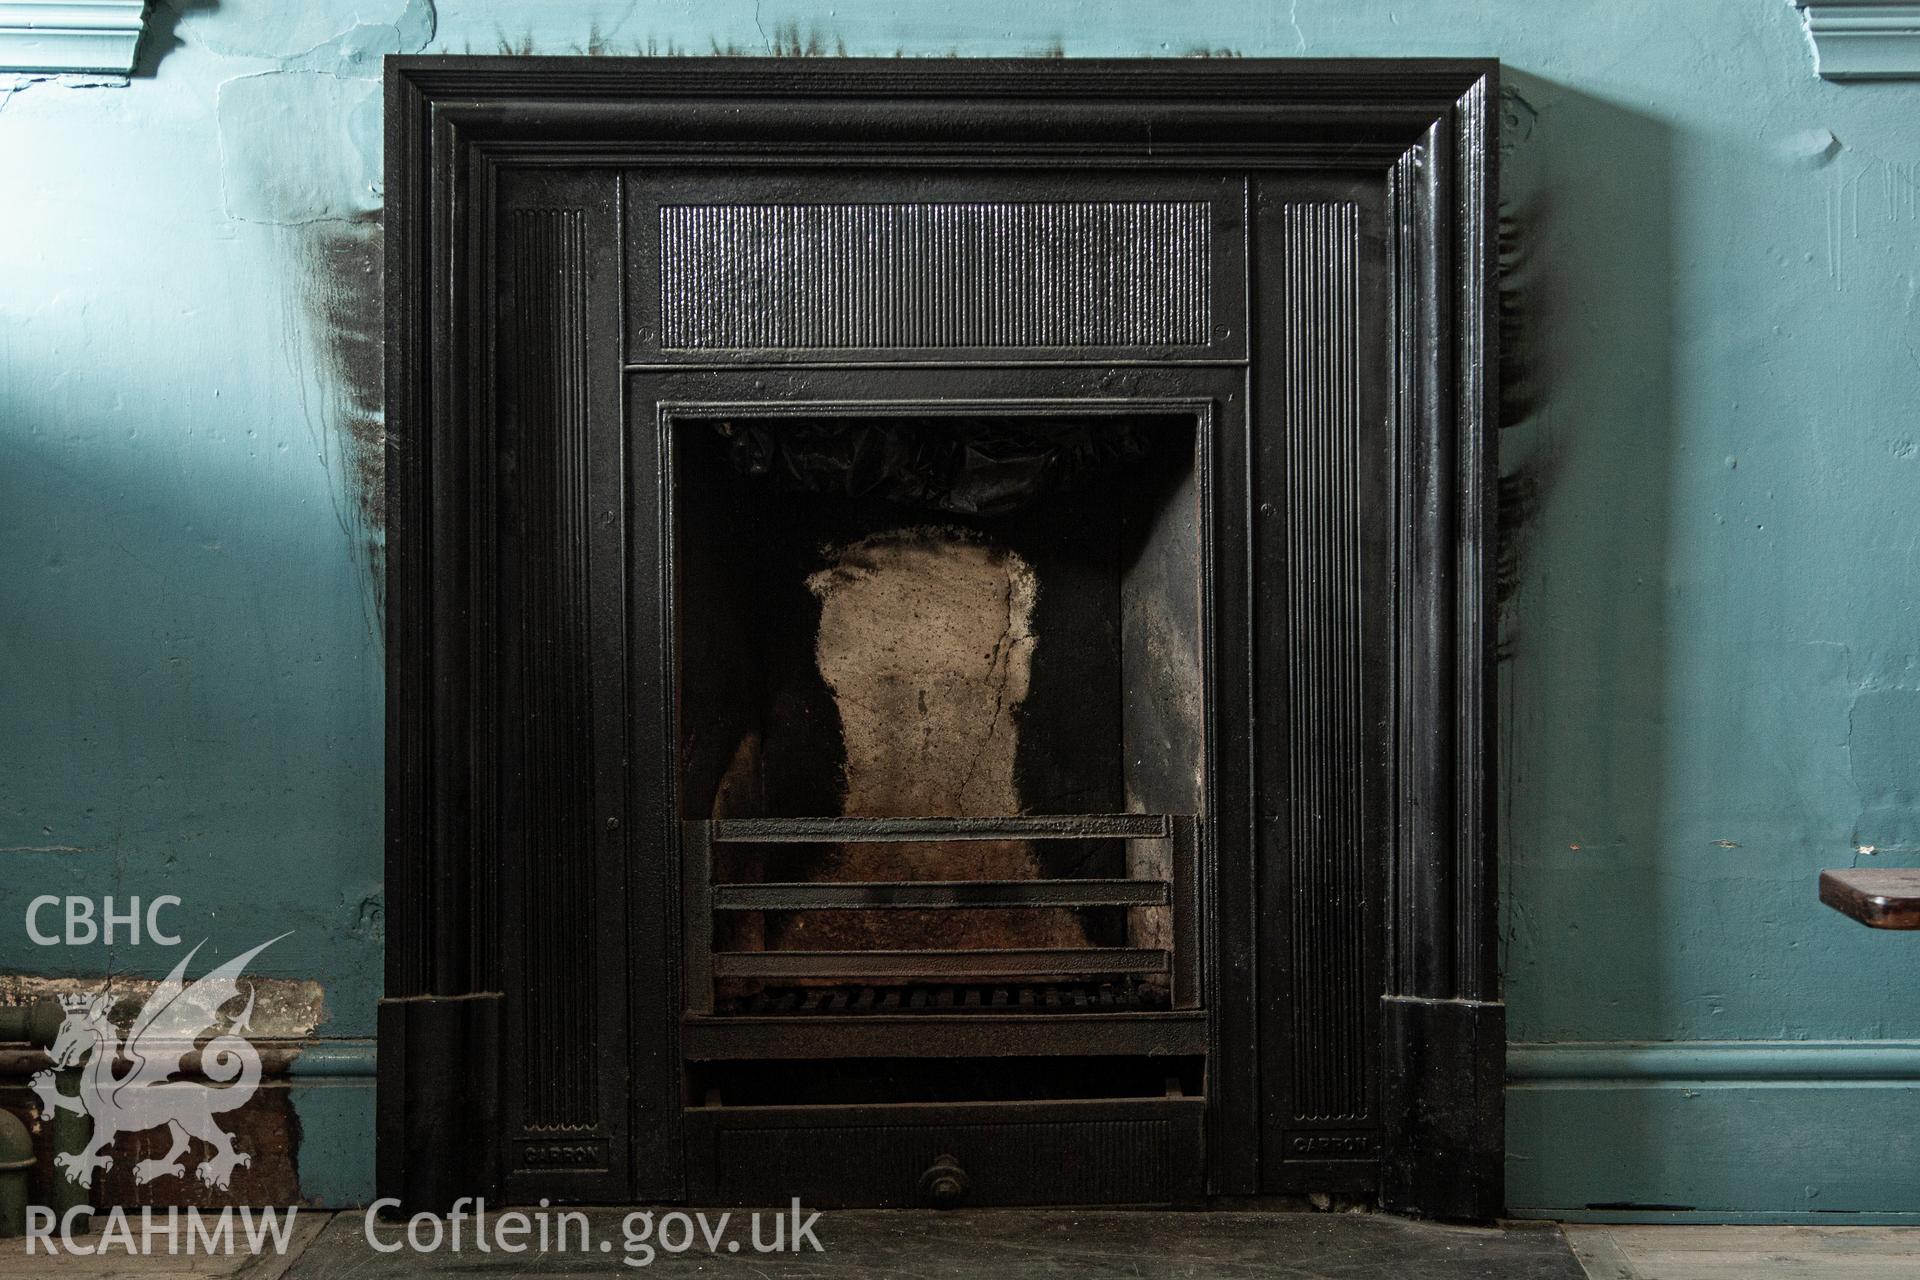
[379,57,1500,1220]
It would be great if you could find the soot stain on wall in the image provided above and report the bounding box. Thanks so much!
[296,214,387,628]
[1495,105,1555,663]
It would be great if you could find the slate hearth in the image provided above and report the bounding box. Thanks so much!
[288,1211,1587,1279]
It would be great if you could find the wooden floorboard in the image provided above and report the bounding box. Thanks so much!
[1568,1225,1920,1279]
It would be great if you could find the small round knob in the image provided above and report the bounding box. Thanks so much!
[919,1155,970,1208]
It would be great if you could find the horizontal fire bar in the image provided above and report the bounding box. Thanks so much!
[712,948,1170,979]
[681,1011,1208,1060]
[708,814,1174,843]
[712,879,1171,910]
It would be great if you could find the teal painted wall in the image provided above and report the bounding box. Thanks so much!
[2,0,1916,1216]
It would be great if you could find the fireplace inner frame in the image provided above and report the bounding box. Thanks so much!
[381,56,1501,1221]
[667,395,1215,1030]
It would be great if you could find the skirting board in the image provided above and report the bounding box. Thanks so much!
[289,1039,376,1208]
[23,1035,1914,1215]
[1508,1040,1920,1221]
[0,1034,376,1208]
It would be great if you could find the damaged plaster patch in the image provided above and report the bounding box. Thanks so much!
[796,528,1084,950]
[1780,127,1843,169]
[809,528,1037,820]
[0,972,327,1039]
[185,0,434,71]
[217,70,383,225]
[282,0,435,76]
[210,0,434,225]
[1849,686,1920,851]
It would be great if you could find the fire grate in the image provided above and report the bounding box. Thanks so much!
[714,977,1171,1017]
[683,814,1200,1016]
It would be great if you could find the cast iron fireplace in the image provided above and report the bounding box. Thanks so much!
[380,57,1501,1220]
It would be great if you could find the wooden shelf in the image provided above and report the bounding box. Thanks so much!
[1819,868,1920,930]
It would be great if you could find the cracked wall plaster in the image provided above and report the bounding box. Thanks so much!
[185,0,435,69]
[207,0,434,226]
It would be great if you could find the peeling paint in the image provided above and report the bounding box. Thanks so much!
[1781,127,1843,169]
[1500,86,1539,158]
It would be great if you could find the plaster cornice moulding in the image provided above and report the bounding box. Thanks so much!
[0,0,146,74]
[1794,0,1920,79]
